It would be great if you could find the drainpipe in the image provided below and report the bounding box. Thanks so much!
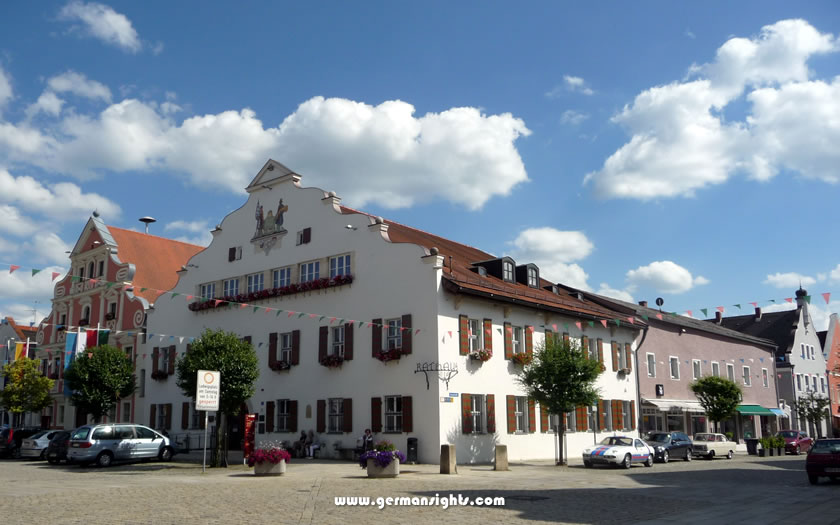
[634,324,650,434]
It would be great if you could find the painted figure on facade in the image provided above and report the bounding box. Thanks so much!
[254,199,289,239]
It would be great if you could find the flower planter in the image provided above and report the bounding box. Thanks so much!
[758,448,766,457]
[366,458,400,478]
[254,459,286,476]
[776,448,783,456]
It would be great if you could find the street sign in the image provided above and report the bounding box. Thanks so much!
[196,370,220,411]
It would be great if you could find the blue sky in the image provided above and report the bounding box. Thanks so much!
[1,1,840,330]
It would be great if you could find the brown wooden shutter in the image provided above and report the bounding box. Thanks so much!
[503,322,512,359]
[528,399,536,433]
[266,401,275,432]
[319,326,328,362]
[168,346,176,374]
[581,336,589,358]
[181,402,189,430]
[611,342,619,372]
[371,397,382,433]
[540,404,550,433]
[291,330,300,365]
[302,227,311,243]
[563,333,570,346]
[598,400,606,430]
[289,401,298,432]
[401,314,412,354]
[344,323,354,360]
[268,333,278,368]
[342,398,353,433]
[316,400,326,433]
[545,330,554,347]
[461,394,472,434]
[576,406,588,431]
[459,315,469,355]
[506,395,516,433]
[629,400,636,430]
[625,343,632,372]
[152,347,159,374]
[149,404,156,428]
[483,319,493,351]
[613,400,623,430]
[372,318,382,356]
[228,247,236,261]
[402,396,413,433]
[164,403,172,430]
[486,394,495,433]
[525,326,533,355]
[597,339,604,367]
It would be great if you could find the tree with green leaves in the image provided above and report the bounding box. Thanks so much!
[517,337,603,465]
[690,376,742,433]
[63,345,136,423]
[797,390,830,438]
[0,357,54,426]
[176,329,259,467]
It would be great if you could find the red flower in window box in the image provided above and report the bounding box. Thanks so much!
[511,353,533,366]
[320,355,344,368]
[270,360,291,371]
[375,349,403,362]
[469,349,493,362]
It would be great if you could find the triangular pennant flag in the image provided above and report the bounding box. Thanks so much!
[189,337,195,343]
[169,335,174,341]
[749,302,757,307]
[239,303,249,309]
[563,323,570,331]
[90,279,98,285]
[253,306,259,312]
[186,295,193,301]
[276,310,283,317]
[214,300,223,307]
[655,313,663,320]
[716,306,724,313]
[105,282,114,288]
[330,317,337,324]
[734,304,741,310]
[552,324,558,331]
[298,313,306,318]
[506,326,512,333]
[171,293,179,300]
[496,328,502,335]
[575,322,582,330]
[179,337,184,344]
[288,311,295,317]
[600,319,607,328]
[527,326,535,332]
[700,308,708,317]
[31,269,41,277]
[448,331,453,338]
[338,319,345,325]
[687,310,693,318]
[823,292,831,304]
[310,314,317,319]
[626,317,634,324]
[804,295,811,304]
[52,272,60,281]
[265,308,272,314]
[357,321,364,328]
[614,319,621,327]
[784,298,793,303]
[587,321,595,327]
[415,329,420,336]
[641,315,649,321]
[769,299,776,303]
[9,265,20,274]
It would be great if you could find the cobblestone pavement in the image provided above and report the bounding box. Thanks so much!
[0,453,838,524]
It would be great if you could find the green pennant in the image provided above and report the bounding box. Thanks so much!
[497,328,502,335]
[276,310,282,317]
[319,316,326,322]
[338,319,345,324]
[670,312,678,317]
[641,315,649,321]
[171,293,180,300]
[614,319,621,327]
[357,321,364,328]
[31,269,41,277]
[734,304,741,310]
[700,308,708,317]
[253,306,259,312]
[106,282,114,288]
[140,287,147,293]
[587,321,594,327]
[298,312,306,318]
[563,323,570,331]
[769,299,776,303]
[804,295,811,304]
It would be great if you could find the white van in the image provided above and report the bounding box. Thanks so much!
[67,424,174,467]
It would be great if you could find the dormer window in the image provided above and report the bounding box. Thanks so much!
[527,267,538,287]
[502,261,514,282]
[516,263,540,287]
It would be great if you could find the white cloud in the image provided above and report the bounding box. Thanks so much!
[165,220,212,246]
[0,205,41,236]
[22,233,72,265]
[59,1,142,53]
[586,19,839,200]
[563,75,594,96]
[47,71,111,102]
[509,227,594,288]
[625,260,709,294]
[827,264,840,284]
[0,65,12,115]
[26,91,65,118]
[685,28,696,39]
[0,265,66,300]
[763,272,817,289]
[595,283,635,302]
[0,168,121,220]
[0,302,49,326]
[560,110,589,125]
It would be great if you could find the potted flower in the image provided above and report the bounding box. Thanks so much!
[320,354,344,368]
[469,348,492,362]
[375,348,403,362]
[511,352,533,366]
[270,360,291,371]
[774,435,785,456]
[359,440,406,478]
[758,437,772,456]
[248,443,291,476]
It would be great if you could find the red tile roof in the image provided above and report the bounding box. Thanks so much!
[108,227,205,303]
[3,317,37,341]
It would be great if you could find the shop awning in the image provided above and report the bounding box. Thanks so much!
[643,399,705,412]
[769,408,786,417]
[736,404,775,416]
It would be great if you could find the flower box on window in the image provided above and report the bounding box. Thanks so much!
[48,371,59,380]
[151,370,169,380]
[375,349,403,363]
[270,360,291,371]
[188,274,354,312]
[469,349,493,362]
[56,325,66,332]
[511,353,533,366]
[320,355,344,368]
[78,318,90,327]
[105,312,116,321]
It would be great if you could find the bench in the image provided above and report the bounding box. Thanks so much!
[334,442,363,461]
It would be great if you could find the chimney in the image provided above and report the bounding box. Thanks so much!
[639,301,648,308]
[754,307,762,321]
[715,311,722,324]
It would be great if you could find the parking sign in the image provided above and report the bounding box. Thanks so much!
[196,370,220,411]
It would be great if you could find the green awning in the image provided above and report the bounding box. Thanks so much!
[736,404,775,416]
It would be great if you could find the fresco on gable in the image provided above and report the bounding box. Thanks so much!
[254,199,288,239]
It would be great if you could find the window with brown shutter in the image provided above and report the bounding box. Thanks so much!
[581,336,589,358]
[624,343,632,372]
[402,396,413,433]
[266,401,275,432]
[629,400,636,430]
[319,326,328,362]
[181,402,189,430]
[597,339,604,367]
[525,326,533,355]
[576,406,588,431]
[342,398,353,433]
[168,345,176,374]
[371,397,382,433]
[461,394,473,434]
[459,315,469,355]
[344,323,354,360]
[316,400,326,433]
[528,399,536,433]
[611,342,619,372]
[164,403,172,430]
[302,227,311,244]
[540,404,550,433]
[545,330,554,347]
[401,314,412,354]
[289,400,298,432]
[268,333,278,368]
[486,394,495,433]
[149,404,156,428]
[152,347,159,374]
[506,395,516,433]
[503,322,513,359]
[483,319,493,351]
[372,318,382,356]
[598,400,606,430]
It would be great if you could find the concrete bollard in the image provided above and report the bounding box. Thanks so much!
[440,444,457,474]
[494,444,509,471]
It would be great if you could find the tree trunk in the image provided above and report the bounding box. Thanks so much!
[557,418,566,466]
[211,413,226,468]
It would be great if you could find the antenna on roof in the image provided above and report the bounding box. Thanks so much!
[139,217,157,234]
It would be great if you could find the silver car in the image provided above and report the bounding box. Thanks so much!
[67,424,174,467]
[20,431,60,459]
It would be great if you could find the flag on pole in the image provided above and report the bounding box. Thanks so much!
[86,329,98,348]
[14,342,26,360]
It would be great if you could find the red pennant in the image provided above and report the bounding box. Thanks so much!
[239,303,248,309]
[627,317,634,324]
[716,306,724,313]
[9,265,20,274]
[749,302,757,308]
[655,313,663,320]
[551,324,557,331]
[90,279,98,285]
[310,314,317,319]
[784,298,793,303]
[485,328,491,335]
[600,320,607,328]
[575,322,582,330]
[288,311,295,317]
[447,331,453,338]
[686,310,692,317]
[51,272,61,281]
[214,300,223,307]
[823,292,831,304]
[264,308,272,314]
[414,329,420,335]
[330,317,336,323]
[186,295,193,301]
[527,326,535,333]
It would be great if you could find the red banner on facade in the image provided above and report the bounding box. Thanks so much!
[243,413,256,460]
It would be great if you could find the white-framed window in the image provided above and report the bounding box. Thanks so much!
[692,360,701,380]
[514,396,529,433]
[711,361,720,377]
[801,343,806,358]
[387,318,402,350]
[669,357,680,380]
[223,278,239,296]
[762,368,769,388]
[527,267,538,287]
[276,399,290,432]
[384,396,403,432]
[470,394,486,434]
[812,375,818,391]
[502,261,514,282]
[121,402,130,422]
[742,366,751,386]
[565,411,576,432]
[200,283,215,300]
[726,363,735,382]
[810,345,815,360]
[796,374,802,391]
[329,254,351,278]
[820,376,826,393]
[331,325,345,357]
[589,339,599,361]
[58,405,65,424]
[468,318,482,352]
[280,332,293,363]
[300,261,320,283]
[139,369,146,397]
[617,345,629,369]
[272,267,291,288]
[513,326,524,354]
[328,398,343,433]
[156,404,167,429]
[622,400,633,431]
[247,273,264,293]
[646,353,656,378]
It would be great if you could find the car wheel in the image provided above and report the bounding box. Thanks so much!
[583,460,592,468]
[795,445,801,455]
[662,450,669,464]
[48,457,59,465]
[808,475,819,485]
[708,450,715,460]
[622,454,632,469]
[645,454,653,467]
[11,447,21,459]
[726,450,733,460]
[159,447,173,462]
[39,449,47,460]
[685,449,692,462]
[96,451,113,468]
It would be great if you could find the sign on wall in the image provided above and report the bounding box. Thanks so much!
[196,370,220,411]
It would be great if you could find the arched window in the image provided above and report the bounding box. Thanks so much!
[82,306,91,324]
[88,262,95,278]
